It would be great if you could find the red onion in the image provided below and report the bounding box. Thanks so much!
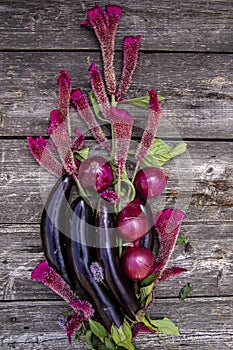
[122,247,155,281]
[134,167,167,198]
[117,198,149,241]
[78,156,113,192]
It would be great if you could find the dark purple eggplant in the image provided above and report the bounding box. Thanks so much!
[67,196,124,330]
[40,174,74,285]
[95,199,142,320]
[139,198,159,257]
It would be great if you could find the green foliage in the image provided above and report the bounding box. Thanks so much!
[179,283,193,300]
[149,317,180,336]
[125,94,165,108]
[89,320,108,342]
[142,138,187,168]
[74,147,90,162]
[176,237,189,245]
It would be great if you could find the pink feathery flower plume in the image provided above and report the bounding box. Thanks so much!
[27,136,63,177]
[58,70,71,120]
[71,89,111,153]
[48,110,77,175]
[89,63,110,119]
[153,209,187,283]
[109,107,134,178]
[32,261,94,344]
[116,35,142,102]
[135,90,162,163]
[81,4,123,95]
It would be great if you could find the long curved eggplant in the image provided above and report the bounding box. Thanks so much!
[40,174,74,285]
[95,199,142,320]
[67,196,124,330]
[139,198,159,257]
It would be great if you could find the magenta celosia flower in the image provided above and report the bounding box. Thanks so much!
[159,266,188,282]
[153,209,185,282]
[27,136,63,177]
[109,107,134,177]
[116,35,142,102]
[58,70,71,122]
[72,128,85,152]
[132,322,155,338]
[135,90,162,163]
[71,89,111,153]
[99,189,120,203]
[89,63,110,119]
[32,261,94,344]
[48,110,77,175]
[81,4,123,95]
[31,261,78,304]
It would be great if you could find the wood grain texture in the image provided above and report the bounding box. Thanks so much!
[1,140,232,224]
[0,0,232,52]
[1,223,233,301]
[0,51,232,138]
[1,298,233,349]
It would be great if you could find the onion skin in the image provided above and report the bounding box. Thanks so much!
[117,198,150,241]
[122,247,155,281]
[95,199,142,320]
[40,174,74,285]
[78,155,113,192]
[134,167,167,199]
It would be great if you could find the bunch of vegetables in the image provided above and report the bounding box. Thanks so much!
[28,4,188,349]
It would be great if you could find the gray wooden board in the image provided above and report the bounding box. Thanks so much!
[1,223,233,301]
[0,0,232,52]
[1,298,233,349]
[1,140,232,224]
[0,52,232,138]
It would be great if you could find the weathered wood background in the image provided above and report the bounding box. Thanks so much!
[0,0,233,349]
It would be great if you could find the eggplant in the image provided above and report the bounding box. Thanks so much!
[40,174,74,285]
[139,198,159,257]
[67,196,124,330]
[95,199,142,320]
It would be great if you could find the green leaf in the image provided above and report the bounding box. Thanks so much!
[104,338,117,350]
[139,281,154,303]
[125,94,165,108]
[176,237,189,245]
[141,273,157,287]
[74,147,90,162]
[89,320,108,342]
[88,90,109,122]
[144,292,153,307]
[179,283,193,300]
[111,323,135,350]
[141,138,187,168]
[149,317,180,336]
[85,330,92,346]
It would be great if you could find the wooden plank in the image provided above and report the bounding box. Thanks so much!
[0,140,232,224]
[1,223,233,301]
[1,298,233,349]
[0,0,232,52]
[1,51,233,138]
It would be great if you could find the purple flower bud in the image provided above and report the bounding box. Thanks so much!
[90,261,104,283]
[109,107,134,177]
[116,35,142,102]
[135,90,162,163]
[27,136,62,177]
[99,189,120,203]
[71,89,111,153]
[71,128,85,152]
[89,63,110,119]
